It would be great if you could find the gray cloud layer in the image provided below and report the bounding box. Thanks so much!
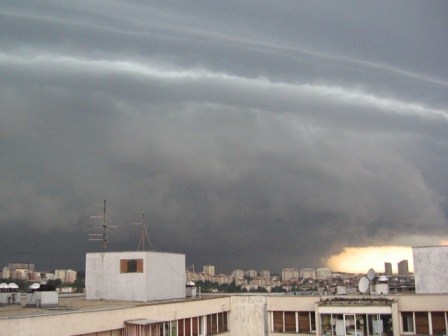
[1,1,447,273]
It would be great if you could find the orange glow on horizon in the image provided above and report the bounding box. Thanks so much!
[326,246,414,274]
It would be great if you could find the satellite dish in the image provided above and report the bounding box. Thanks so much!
[8,283,19,289]
[0,283,8,289]
[367,268,376,280]
[358,276,369,293]
[29,283,40,290]
[378,275,389,283]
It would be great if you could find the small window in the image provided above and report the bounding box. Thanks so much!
[120,259,143,273]
[402,312,414,333]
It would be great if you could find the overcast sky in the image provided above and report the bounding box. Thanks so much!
[1,1,447,274]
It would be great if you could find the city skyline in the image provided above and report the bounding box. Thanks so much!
[1,1,448,273]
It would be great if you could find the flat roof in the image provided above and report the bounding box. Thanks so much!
[0,294,206,319]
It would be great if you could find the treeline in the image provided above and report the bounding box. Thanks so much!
[0,273,85,293]
[194,280,286,293]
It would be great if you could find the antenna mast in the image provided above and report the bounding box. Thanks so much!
[89,200,116,252]
[132,212,152,251]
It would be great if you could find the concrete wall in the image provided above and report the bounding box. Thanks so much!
[26,292,58,307]
[230,295,267,336]
[413,245,448,294]
[86,251,186,302]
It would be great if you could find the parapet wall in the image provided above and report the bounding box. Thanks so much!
[231,295,267,336]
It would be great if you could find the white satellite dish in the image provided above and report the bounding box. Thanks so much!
[29,283,40,290]
[367,268,376,281]
[378,275,389,283]
[8,283,19,289]
[358,276,369,293]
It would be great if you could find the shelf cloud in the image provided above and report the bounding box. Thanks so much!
[1,1,447,273]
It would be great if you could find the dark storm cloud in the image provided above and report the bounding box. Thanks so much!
[1,1,447,273]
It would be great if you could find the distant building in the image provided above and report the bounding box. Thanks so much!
[281,268,299,282]
[231,269,244,279]
[4,263,35,280]
[398,260,409,276]
[65,270,77,284]
[384,262,392,276]
[413,245,448,294]
[1,267,9,279]
[244,269,257,278]
[316,268,332,279]
[300,268,316,279]
[260,270,270,278]
[55,270,67,282]
[203,265,215,276]
[211,274,226,285]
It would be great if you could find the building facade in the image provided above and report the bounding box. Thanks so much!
[260,270,271,279]
[245,269,257,278]
[2,293,448,335]
[231,269,244,279]
[281,268,299,282]
[398,260,409,277]
[203,265,215,276]
[384,262,392,276]
[316,268,331,279]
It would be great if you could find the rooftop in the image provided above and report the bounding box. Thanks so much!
[0,294,203,319]
[318,297,394,307]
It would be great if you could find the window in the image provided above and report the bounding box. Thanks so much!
[415,312,429,335]
[320,314,332,335]
[272,311,314,334]
[431,312,447,335]
[368,314,382,336]
[285,312,296,332]
[402,312,414,333]
[206,312,229,335]
[298,312,310,333]
[120,259,143,273]
[320,314,391,336]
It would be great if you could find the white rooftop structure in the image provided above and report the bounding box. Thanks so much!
[413,245,448,294]
[86,251,186,302]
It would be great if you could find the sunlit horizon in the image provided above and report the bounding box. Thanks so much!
[326,246,414,274]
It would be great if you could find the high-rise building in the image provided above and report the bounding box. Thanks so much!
[244,269,257,278]
[398,260,409,276]
[202,265,215,275]
[260,270,270,278]
[316,268,332,279]
[65,269,77,284]
[231,269,244,279]
[55,270,67,282]
[384,262,392,276]
[281,268,299,282]
[300,268,316,279]
[7,263,35,279]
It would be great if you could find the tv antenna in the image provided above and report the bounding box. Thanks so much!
[89,200,116,252]
[132,212,153,251]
